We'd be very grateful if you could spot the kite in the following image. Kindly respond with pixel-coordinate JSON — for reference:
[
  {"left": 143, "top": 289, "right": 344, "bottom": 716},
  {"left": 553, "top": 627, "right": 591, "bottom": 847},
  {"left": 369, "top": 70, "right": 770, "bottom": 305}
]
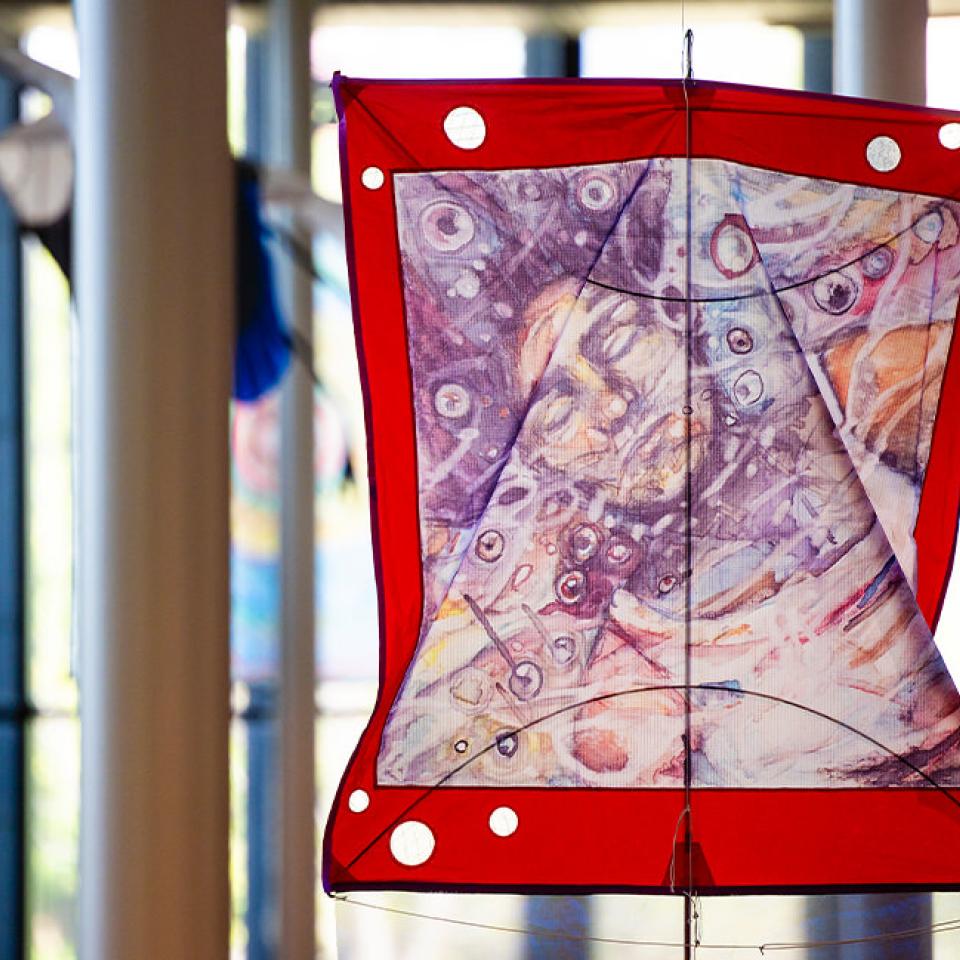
[{"left": 324, "top": 73, "right": 960, "bottom": 896}]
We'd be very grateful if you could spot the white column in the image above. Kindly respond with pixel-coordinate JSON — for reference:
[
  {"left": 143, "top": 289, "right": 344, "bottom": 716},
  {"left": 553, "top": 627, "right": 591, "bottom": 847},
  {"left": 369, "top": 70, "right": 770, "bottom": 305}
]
[
  {"left": 827, "top": 6, "right": 932, "bottom": 959},
  {"left": 834, "top": 0, "right": 927, "bottom": 105},
  {"left": 76, "top": 1, "right": 233, "bottom": 957},
  {"left": 268, "top": 0, "right": 317, "bottom": 957}
]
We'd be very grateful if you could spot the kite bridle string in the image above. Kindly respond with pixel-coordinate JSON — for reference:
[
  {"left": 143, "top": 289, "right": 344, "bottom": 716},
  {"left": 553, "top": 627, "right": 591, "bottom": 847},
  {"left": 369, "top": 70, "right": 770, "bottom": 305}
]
[
  {"left": 681, "top": 22, "right": 697, "bottom": 960},
  {"left": 329, "top": 893, "right": 960, "bottom": 953}
]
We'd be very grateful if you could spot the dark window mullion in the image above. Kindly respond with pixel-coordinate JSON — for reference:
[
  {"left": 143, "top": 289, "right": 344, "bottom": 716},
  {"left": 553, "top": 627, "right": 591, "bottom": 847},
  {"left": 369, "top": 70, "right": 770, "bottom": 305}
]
[{"left": 0, "top": 71, "right": 26, "bottom": 960}]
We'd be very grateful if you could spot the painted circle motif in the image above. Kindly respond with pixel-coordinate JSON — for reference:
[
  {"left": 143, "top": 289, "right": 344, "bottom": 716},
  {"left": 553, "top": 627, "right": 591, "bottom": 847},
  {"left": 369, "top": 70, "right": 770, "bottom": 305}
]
[
  {"left": 862, "top": 246, "right": 894, "bottom": 280},
  {"left": 508, "top": 661, "right": 544, "bottom": 701},
  {"left": 914, "top": 210, "right": 944, "bottom": 244},
  {"left": 812, "top": 270, "right": 860, "bottom": 314},
  {"left": 726, "top": 327, "right": 754, "bottom": 354},
  {"left": 475, "top": 529, "right": 505, "bottom": 562},
  {"left": 420, "top": 201, "right": 476, "bottom": 252},
  {"left": 658, "top": 574, "right": 678, "bottom": 594},
  {"left": 495, "top": 732, "right": 519, "bottom": 758},
  {"left": 570, "top": 523, "right": 601, "bottom": 562},
  {"left": 551, "top": 636, "right": 577, "bottom": 664},
  {"left": 733, "top": 370, "right": 764, "bottom": 407},
  {"left": 577, "top": 174, "right": 617, "bottom": 211},
  {"left": 606, "top": 539, "right": 633, "bottom": 565},
  {"left": 556, "top": 570, "right": 586, "bottom": 604},
  {"left": 710, "top": 214, "right": 758, "bottom": 278},
  {"left": 433, "top": 382, "right": 471, "bottom": 419}
]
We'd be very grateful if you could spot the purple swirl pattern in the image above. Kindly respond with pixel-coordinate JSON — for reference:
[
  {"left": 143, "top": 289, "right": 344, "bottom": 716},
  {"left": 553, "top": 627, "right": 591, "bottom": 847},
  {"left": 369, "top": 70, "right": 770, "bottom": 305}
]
[{"left": 377, "top": 158, "right": 960, "bottom": 789}]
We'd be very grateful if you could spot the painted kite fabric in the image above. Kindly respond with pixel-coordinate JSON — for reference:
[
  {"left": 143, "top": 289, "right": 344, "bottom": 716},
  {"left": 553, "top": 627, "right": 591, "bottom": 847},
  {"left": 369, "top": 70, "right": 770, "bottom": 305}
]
[{"left": 326, "top": 76, "right": 960, "bottom": 893}]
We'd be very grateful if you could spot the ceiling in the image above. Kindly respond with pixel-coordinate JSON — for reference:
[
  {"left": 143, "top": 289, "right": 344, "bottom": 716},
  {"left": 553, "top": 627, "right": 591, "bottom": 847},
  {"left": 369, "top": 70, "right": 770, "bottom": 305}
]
[{"left": 3, "top": 1, "right": 960, "bottom": 37}]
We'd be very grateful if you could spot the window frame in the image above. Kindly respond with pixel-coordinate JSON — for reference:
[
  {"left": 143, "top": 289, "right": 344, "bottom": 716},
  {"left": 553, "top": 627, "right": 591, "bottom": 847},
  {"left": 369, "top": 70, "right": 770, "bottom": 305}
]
[{"left": 0, "top": 70, "right": 27, "bottom": 960}]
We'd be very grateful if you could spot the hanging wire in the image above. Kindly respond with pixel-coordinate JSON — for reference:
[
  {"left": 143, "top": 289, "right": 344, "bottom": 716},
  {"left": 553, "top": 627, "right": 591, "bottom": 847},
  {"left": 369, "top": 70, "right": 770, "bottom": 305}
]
[
  {"left": 328, "top": 893, "right": 758, "bottom": 952},
  {"left": 683, "top": 27, "right": 695, "bottom": 83},
  {"left": 329, "top": 893, "right": 960, "bottom": 954}
]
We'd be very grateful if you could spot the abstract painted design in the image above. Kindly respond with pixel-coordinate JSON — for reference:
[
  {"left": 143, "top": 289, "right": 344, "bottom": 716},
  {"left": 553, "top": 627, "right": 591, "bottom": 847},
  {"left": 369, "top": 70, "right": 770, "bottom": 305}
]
[{"left": 378, "top": 158, "right": 960, "bottom": 789}]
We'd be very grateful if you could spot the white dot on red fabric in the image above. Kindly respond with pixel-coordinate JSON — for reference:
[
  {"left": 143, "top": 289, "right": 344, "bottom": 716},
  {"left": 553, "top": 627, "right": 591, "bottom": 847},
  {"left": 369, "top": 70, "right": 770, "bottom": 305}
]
[
  {"left": 488, "top": 806, "right": 519, "bottom": 837},
  {"left": 361, "top": 166, "right": 385, "bottom": 189},
  {"left": 390, "top": 821, "right": 435, "bottom": 866},
  {"left": 443, "top": 107, "right": 486, "bottom": 150}
]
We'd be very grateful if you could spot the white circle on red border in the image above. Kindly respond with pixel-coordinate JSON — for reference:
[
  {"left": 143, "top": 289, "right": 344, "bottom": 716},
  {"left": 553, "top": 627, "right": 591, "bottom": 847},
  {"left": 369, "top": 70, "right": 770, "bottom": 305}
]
[
  {"left": 390, "top": 821, "right": 435, "bottom": 866},
  {"left": 361, "top": 166, "right": 385, "bottom": 189},
  {"left": 443, "top": 107, "right": 486, "bottom": 150},
  {"left": 347, "top": 789, "right": 370, "bottom": 813},
  {"left": 866, "top": 135, "right": 901, "bottom": 172},
  {"left": 940, "top": 123, "right": 960, "bottom": 150},
  {"left": 488, "top": 806, "right": 519, "bottom": 837}
]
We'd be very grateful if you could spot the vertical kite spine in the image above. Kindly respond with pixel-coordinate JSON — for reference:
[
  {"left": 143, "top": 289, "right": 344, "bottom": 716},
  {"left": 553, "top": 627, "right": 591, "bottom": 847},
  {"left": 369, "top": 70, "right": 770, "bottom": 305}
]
[{"left": 682, "top": 35, "right": 697, "bottom": 960}]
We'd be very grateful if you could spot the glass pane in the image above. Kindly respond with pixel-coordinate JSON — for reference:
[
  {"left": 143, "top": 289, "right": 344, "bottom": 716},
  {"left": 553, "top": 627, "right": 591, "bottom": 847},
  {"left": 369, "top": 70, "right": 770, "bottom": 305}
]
[
  {"left": 592, "top": 896, "right": 682, "bottom": 956},
  {"left": 230, "top": 715, "right": 250, "bottom": 960},
  {"left": 928, "top": 17, "right": 960, "bottom": 110},
  {"left": 311, "top": 24, "right": 526, "bottom": 81},
  {"left": 232, "top": 391, "right": 282, "bottom": 684},
  {"left": 580, "top": 21, "right": 803, "bottom": 88},
  {"left": 934, "top": 892, "right": 960, "bottom": 959},
  {"left": 23, "top": 236, "right": 75, "bottom": 713},
  {"left": 697, "top": 895, "right": 806, "bottom": 957},
  {"left": 0, "top": 723, "right": 24, "bottom": 949},
  {"left": 314, "top": 265, "right": 378, "bottom": 682},
  {"left": 333, "top": 892, "right": 527, "bottom": 959},
  {"left": 27, "top": 717, "right": 79, "bottom": 960},
  {"left": 228, "top": 24, "right": 247, "bottom": 157}
]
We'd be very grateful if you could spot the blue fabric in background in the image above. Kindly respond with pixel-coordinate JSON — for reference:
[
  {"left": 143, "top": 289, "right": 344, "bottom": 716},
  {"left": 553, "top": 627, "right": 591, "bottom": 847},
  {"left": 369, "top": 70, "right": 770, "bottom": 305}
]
[
  {"left": 20, "top": 158, "right": 292, "bottom": 401},
  {"left": 234, "top": 162, "right": 291, "bottom": 401}
]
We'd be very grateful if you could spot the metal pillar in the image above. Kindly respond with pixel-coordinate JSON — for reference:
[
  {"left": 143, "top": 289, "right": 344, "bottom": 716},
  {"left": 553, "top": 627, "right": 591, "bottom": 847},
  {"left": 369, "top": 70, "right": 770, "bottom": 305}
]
[
  {"left": 816, "top": 3, "right": 932, "bottom": 957},
  {"left": 76, "top": 0, "right": 233, "bottom": 956},
  {"left": 267, "top": 1, "right": 317, "bottom": 957},
  {"left": 802, "top": 25, "right": 833, "bottom": 94},
  {"left": 807, "top": 893, "right": 933, "bottom": 960},
  {"left": 241, "top": 31, "right": 281, "bottom": 960},
  {"left": 834, "top": 0, "right": 927, "bottom": 104},
  {"left": 0, "top": 70, "right": 24, "bottom": 960},
  {"left": 524, "top": 31, "right": 580, "bottom": 78},
  {"left": 245, "top": 683, "right": 280, "bottom": 960},
  {"left": 525, "top": 898, "right": 590, "bottom": 960}
]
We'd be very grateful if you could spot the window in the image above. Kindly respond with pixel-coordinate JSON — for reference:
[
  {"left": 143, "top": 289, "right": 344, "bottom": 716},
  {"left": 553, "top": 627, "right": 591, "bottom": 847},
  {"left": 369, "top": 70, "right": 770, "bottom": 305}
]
[{"left": 5, "top": 9, "right": 960, "bottom": 960}]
